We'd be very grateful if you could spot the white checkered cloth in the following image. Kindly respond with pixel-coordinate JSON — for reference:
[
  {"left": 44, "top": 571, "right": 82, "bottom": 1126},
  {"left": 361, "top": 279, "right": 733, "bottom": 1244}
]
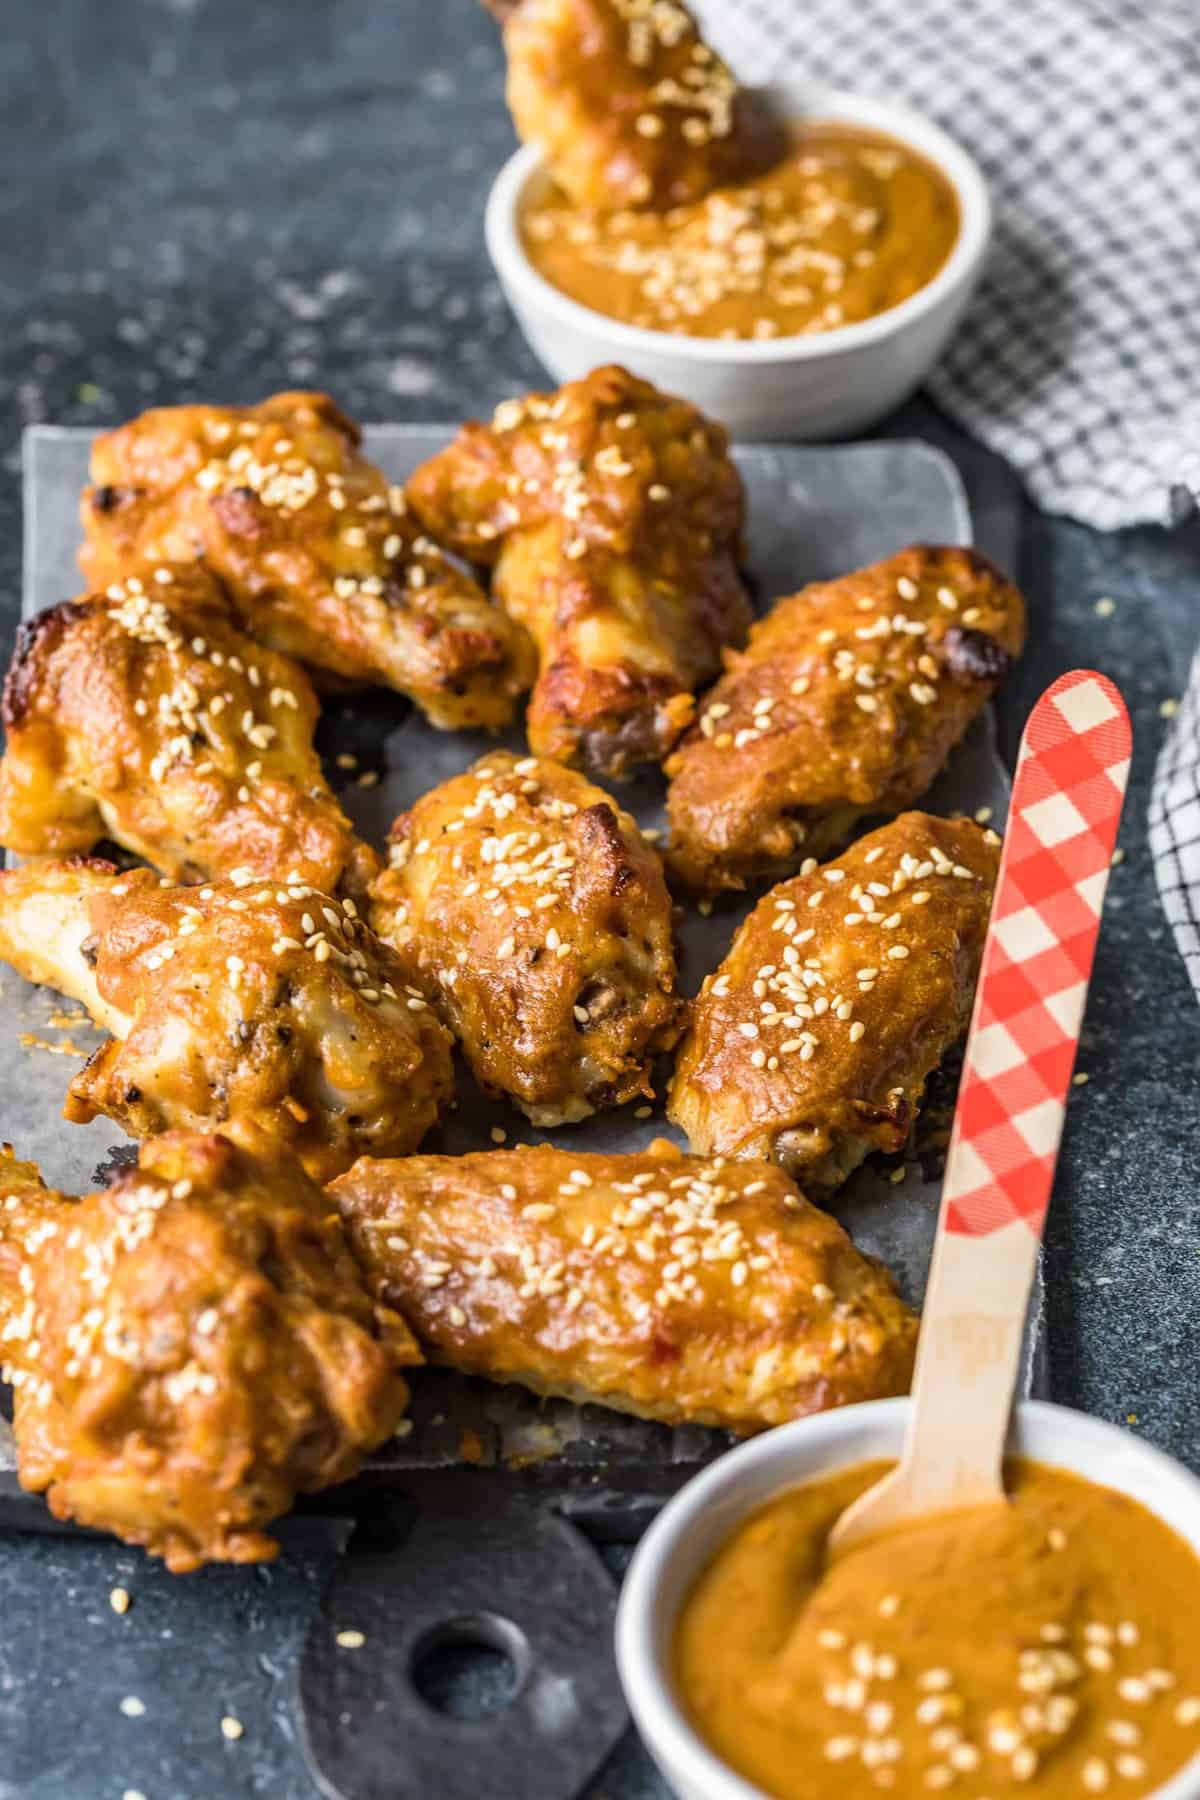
[
  {"left": 695, "top": 0, "right": 1200, "bottom": 997},
  {"left": 1150, "top": 658, "right": 1200, "bottom": 1001}
]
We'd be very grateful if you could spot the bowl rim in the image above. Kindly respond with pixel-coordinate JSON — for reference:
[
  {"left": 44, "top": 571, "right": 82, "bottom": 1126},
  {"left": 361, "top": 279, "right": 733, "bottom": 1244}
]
[
  {"left": 485, "top": 84, "right": 993, "bottom": 365},
  {"left": 615, "top": 1397, "right": 1200, "bottom": 1800}
]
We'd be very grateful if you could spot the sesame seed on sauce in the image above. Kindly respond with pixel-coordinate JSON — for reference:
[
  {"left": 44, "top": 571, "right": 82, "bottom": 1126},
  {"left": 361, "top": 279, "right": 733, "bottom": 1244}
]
[{"left": 708, "top": 837, "right": 982, "bottom": 1077}]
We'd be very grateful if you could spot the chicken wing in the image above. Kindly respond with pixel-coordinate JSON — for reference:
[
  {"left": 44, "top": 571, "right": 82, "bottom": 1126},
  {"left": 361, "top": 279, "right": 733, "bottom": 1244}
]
[
  {"left": 370, "top": 751, "right": 682, "bottom": 1124},
  {"left": 665, "top": 546, "right": 1026, "bottom": 893},
  {"left": 78, "top": 390, "right": 535, "bottom": 730},
  {"left": 494, "top": 0, "right": 774, "bottom": 211},
  {"left": 332, "top": 1141, "right": 916, "bottom": 1433},
  {"left": 668, "top": 813, "right": 999, "bottom": 1190},
  {"left": 0, "top": 860, "right": 454, "bottom": 1182},
  {"left": 406, "top": 366, "right": 751, "bottom": 776},
  {"left": 0, "top": 564, "right": 376, "bottom": 895},
  {"left": 0, "top": 1133, "right": 418, "bottom": 1572}
]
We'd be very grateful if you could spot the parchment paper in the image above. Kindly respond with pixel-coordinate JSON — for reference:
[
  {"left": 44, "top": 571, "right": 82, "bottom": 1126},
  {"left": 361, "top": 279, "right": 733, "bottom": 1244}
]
[{"left": 0, "top": 427, "right": 1035, "bottom": 1481}]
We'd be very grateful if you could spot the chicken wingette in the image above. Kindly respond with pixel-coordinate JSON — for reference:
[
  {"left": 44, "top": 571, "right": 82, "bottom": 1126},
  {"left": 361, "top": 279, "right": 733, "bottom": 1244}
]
[
  {"left": 370, "top": 751, "right": 682, "bottom": 1123},
  {"left": 665, "top": 546, "right": 1025, "bottom": 893},
  {"left": 0, "top": 1134, "right": 418, "bottom": 1572},
  {"left": 0, "top": 859, "right": 454, "bottom": 1182},
  {"left": 332, "top": 1141, "right": 917, "bottom": 1434},
  {"left": 668, "top": 813, "right": 1000, "bottom": 1190},
  {"left": 0, "top": 563, "right": 376, "bottom": 894}
]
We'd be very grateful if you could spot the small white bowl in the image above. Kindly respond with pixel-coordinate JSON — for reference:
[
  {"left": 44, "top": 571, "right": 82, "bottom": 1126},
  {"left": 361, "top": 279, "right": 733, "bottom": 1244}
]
[
  {"left": 616, "top": 1398, "right": 1200, "bottom": 1800},
  {"left": 485, "top": 84, "right": 992, "bottom": 440}
]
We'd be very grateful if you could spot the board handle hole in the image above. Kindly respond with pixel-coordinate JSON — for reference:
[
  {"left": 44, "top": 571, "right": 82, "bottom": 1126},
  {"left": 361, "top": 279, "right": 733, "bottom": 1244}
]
[{"left": 410, "top": 1612, "right": 530, "bottom": 1720}]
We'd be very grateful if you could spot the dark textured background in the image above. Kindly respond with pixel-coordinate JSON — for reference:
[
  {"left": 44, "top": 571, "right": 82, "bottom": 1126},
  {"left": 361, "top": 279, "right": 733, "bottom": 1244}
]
[{"left": 0, "top": 2, "right": 1198, "bottom": 1795}]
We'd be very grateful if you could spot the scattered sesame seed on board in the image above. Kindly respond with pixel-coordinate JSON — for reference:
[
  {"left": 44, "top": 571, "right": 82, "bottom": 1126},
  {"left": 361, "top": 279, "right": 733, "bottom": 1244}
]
[
  {"left": 336, "top": 1629, "right": 366, "bottom": 1650},
  {"left": 220, "top": 1716, "right": 244, "bottom": 1742}
]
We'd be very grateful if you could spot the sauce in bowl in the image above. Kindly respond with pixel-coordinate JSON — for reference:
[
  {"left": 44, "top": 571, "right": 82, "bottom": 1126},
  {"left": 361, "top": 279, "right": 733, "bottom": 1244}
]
[
  {"left": 519, "top": 124, "right": 960, "bottom": 342},
  {"left": 675, "top": 1458, "right": 1200, "bottom": 1798}
]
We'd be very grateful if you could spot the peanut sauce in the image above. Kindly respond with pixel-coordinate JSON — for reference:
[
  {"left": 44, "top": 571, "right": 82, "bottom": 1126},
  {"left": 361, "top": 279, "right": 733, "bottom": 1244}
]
[
  {"left": 519, "top": 124, "right": 959, "bottom": 341},
  {"left": 675, "top": 1459, "right": 1200, "bottom": 1798}
]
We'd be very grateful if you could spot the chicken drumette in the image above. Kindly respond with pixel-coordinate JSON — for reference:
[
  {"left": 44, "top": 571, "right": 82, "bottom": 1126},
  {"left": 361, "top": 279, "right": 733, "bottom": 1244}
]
[
  {"left": 0, "top": 564, "right": 375, "bottom": 895},
  {"left": 665, "top": 545, "right": 1026, "bottom": 893},
  {"left": 79, "top": 390, "right": 535, "bottom": 730},
  {"left": 406, "top": 365, "right": 752, "bottom": 777},
  {"left": 0, "top": 1133, "right": 418, "bottom": 1572},
  {"left": 370, "top": 751, "right": 682, "bottom": 1124},
  {"left": 0, "top": 860, "right": 454, "bottom": 1182},
  {"left": 333, "top": 1141, "right": 916, "bottom": 1434},
  {"left": 668, "top": 813, "right": 1000, "bottom": 1191},
  {"left": 492, "top": 0, "right": 775, "bottom": 211}
]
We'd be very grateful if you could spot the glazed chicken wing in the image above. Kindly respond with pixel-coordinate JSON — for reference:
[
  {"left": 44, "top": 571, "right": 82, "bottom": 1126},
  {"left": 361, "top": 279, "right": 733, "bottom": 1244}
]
[
  {"left": 0, "top": 860, "right": 454, "bottom": 1182},
  {"left": 0, "top": 1134, "right": 418, "bottom": 1572},
  {"left": 669, "top": 814, "right": 999, "bottom": 1190},
  {"left": 0, "top": 564, "right": 375, "bottom": 895},
  {"left": 665, "top": 546, "right": 1026, "bottom": 893},
  {"left": 332, "top": 1141, "right": 916, "bottom": 1433},
  {"left": 370, "top": 751, "right": 682, "bottom": 1124},
  {"left": 79, "top": 391, "right": 535, "bottom": 730},
  {"left": 494, "top": 0, "right": 774, "bottom": 211},
  {"left": 406, "top": 366, "right": 751, "bottom": 776}
]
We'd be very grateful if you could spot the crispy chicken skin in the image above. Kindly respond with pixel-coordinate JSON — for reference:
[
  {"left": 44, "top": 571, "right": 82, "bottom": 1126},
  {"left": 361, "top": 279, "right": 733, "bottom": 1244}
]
[
  {"left": 494, "top": 0, "right": 773, "bottom": 211},
  {"left": 0, "top": 564, "right": 376, "bottom": 895},
  {"left": 406, "top": 366, "right": 751, "bottom": 777},
  {"left": 78, "top": 390, "right": 535, "bottom": 730},
  {"left": 665, "top": 546, "right": 1026, "bottom": 894},
  {"left": 332, "top": 1141, "right": 916, "bottom": 1433},
  {"left": 0, "top": 860, "right": 454, "bottom": 1182},
  {"left": 668, "top": 814, "right": 1000, "bottom": 1190},
  {"left": 0, "top": 1134, "right": 418, "bottom": 1572},
  {"left": 370, "top": 752, "right": 682, "bottom": 1124}
]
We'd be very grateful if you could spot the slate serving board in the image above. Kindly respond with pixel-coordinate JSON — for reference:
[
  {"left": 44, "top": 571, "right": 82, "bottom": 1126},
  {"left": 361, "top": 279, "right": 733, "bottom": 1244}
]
[{"left": 2, "top": 426, "right": 1038, "bottom": 1800}]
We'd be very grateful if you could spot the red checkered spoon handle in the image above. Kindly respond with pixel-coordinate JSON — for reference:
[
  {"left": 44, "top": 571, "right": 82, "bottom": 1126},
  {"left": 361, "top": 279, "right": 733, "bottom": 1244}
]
[
  {"left": 833, "top": 671, "right": 1131, "bottom": 1545},
  {"left": 943, "top": 668, "right": 1132, "bottom": 1238}
]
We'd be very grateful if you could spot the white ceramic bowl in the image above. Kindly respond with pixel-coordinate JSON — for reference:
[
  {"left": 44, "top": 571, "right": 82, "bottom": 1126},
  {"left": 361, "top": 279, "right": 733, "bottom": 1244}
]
[
  {"left": 485, "top": 84, "right": 992, "bottom": 440},
  {"left": 616, "top": 1398, "right": 1200, "bottom": 1800}
]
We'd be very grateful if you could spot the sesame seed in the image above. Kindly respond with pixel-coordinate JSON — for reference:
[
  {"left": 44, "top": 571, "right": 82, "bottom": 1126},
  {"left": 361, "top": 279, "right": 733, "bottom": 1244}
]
[
  {"left": 110, "top": 1586, "right": 132, "bottom": 1615},
  {"left": 221, "top": 1717, "right": 244, "bottom": 1742},
  {"left": 336, "top": 1630, "right": 366, "bottom": 1649},
  {"left": 120, "top": 1696, "right": 146, "bottom": 1718}
]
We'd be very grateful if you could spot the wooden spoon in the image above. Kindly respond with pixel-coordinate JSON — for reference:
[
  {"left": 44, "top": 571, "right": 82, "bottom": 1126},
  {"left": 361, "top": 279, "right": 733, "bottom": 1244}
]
[{"left": 832, "top": 669, "right": 1131, "bottom": 1551}]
